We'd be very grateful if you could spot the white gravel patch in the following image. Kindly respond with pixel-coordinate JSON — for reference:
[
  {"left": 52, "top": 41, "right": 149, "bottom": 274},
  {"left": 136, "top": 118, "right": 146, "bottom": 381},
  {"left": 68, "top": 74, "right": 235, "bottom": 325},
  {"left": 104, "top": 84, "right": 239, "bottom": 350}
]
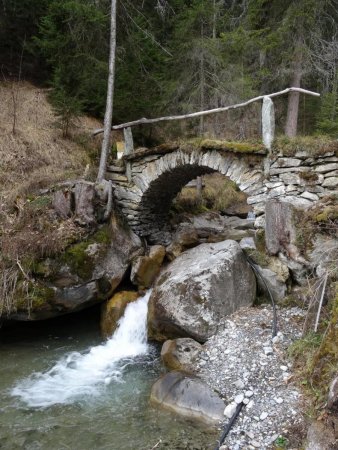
[{"left": 195, "top": 305, "right": 306, "bottom": 449}]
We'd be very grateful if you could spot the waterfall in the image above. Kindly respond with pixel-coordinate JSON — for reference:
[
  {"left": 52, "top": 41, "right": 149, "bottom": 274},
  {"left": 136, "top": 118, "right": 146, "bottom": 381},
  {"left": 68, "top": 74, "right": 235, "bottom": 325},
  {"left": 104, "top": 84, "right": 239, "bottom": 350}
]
[{"left": 11, "top": 291, "right": 151, "bottom": 408}]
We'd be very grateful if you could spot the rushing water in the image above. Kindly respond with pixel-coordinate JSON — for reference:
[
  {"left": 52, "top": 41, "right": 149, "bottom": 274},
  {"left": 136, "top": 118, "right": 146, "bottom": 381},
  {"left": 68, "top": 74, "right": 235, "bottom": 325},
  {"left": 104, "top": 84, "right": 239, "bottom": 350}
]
[{"left": 0, "top": 292, "right": 217, "bottom": 449}]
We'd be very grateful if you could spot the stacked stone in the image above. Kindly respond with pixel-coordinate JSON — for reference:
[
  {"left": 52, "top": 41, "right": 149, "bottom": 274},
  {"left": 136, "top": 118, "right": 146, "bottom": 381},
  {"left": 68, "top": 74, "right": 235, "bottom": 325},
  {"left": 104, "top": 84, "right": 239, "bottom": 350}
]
[
  {"left": 106, "top": 147, "right": 337, "bottom": 243},
  {"left": 248, "top": 151, "right": 338, "bottom": 214}
]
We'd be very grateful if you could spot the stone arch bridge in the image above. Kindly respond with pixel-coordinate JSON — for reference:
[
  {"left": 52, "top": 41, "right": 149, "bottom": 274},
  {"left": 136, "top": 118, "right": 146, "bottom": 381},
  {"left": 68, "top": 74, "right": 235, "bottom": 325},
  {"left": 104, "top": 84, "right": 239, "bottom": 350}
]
[
  {"left": 106, "top": 140, "right": 337, "bottom": 244},
  {"left": 107, "top": 142, "right": 269, "bottom": 244}
]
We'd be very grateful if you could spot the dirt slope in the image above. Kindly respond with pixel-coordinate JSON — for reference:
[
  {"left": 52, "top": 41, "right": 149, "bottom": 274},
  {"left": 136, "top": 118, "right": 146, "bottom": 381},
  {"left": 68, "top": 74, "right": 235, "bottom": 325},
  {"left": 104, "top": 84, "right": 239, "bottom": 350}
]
[{"left": 0, "top": 82, "right": 102, "bottom": 207}]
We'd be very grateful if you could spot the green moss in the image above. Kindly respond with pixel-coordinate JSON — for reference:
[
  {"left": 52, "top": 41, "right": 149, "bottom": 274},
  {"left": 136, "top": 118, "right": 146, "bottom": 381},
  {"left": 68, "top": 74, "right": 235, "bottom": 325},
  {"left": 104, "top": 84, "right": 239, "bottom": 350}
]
[
  {"left": 61, "top": 225, "right": 111, "bottom": 280},
  {"left": 15, "top": 281, "right": 55, "bottom": 311},
  {"left": 272, "top": 135, "right": 338, "bottom": 157},
  {"left": 245, "top": 248, "right": 270, "bottom": 267},
  {"left": 255, "top": 229, "right": 266, "bottom": 253},
  {"left": 27, "top": 195, "right": 51, "bottom": 210},
  {"left": 314, "top": 205, "right": 338, "bottom": 223},
  {"left": 200, "top": 139, "right": 267, "bottom": 154}
]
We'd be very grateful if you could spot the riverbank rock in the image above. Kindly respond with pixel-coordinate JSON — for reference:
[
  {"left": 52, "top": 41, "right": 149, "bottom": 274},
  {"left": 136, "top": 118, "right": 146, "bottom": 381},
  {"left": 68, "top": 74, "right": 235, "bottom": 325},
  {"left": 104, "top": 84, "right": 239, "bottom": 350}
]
[
  {"left": 305, "top": 421, "right": 337, "bottom": 450},
  {"left": 6, "top": 213, "right": 144, "bottom": 321},
  {"left": 167, "top": 212, "right": 255, "bottom": 260},
  {"left": 328, "top": 375, "right": 338, "bottom": 412},
  {"left": 161, "top": 338, "right": 203, "bottom": 372},
  {"left": 100, "top": 291, "right": 139, "bottom": 338},
  {"left": 93, "top": 213, "right": 144, "bottom": 293},
  {"left": 131, "top": 245, "right": 165, "bottom": 288},
  {"left": 148, "top": 240, "right": 256, "bottom": 342},
  {"left": 150, "top": 371, "right": 225, "bottom": 426}
]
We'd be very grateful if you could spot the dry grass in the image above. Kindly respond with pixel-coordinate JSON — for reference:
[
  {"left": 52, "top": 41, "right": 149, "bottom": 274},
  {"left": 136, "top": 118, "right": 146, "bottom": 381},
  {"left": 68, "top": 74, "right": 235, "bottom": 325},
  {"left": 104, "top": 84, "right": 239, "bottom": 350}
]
[
  {"left": 0, "top": 81, "right": 103, "bottom": 316},
  {"left": 272, "top": 135, "right": 338, "bottom": 157},
  {"left": 171, "top": 173, "right": 248, "bottom": 215},
  {"left": 0, "top": 81, "right": 102, "bottom": 208}
]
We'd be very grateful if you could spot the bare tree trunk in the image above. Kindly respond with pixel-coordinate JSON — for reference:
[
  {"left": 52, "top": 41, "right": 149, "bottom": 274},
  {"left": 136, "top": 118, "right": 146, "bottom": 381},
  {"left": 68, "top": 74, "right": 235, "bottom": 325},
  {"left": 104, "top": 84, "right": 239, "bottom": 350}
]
[
  {"left": 199, "top": 13, "right": 205, "bottom": 135},
  {"left": 97, "top": 0, "right": 117, "bottom": 182},
  {"left": 285, "top": 45, "right": 303, "bottom": 138}
]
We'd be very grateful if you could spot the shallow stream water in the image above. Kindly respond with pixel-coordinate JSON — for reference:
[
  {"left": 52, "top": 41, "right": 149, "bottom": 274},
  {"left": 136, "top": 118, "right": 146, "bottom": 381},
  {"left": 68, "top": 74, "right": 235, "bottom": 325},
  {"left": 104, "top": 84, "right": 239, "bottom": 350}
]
[{"left": 0, "top": 293, "right": 217, "bottom": 450}]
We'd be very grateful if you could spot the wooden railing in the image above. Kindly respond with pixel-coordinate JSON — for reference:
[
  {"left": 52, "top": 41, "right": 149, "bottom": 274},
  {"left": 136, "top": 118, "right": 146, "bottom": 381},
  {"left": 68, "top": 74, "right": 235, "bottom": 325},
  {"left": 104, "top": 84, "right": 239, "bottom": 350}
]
[{"left": 93, "top": 87, "right": 320, "bottom": 165}]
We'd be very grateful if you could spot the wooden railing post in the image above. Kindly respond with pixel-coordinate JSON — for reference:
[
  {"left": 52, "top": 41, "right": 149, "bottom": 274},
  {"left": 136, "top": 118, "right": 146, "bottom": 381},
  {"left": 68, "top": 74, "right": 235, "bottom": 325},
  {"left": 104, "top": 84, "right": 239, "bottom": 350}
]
[
  {"left": 123, "top": 127, "right": 134, "bottom": 182},
  {"left": 262, "top": 96, "right": 275, "bottom": 151}
]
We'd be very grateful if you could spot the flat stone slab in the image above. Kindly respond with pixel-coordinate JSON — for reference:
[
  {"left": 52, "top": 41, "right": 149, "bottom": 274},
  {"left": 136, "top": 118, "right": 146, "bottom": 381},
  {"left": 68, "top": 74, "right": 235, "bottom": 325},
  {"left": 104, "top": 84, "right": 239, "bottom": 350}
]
[{"left": 150, "top": 371, "right": 225, "bottom": 426}]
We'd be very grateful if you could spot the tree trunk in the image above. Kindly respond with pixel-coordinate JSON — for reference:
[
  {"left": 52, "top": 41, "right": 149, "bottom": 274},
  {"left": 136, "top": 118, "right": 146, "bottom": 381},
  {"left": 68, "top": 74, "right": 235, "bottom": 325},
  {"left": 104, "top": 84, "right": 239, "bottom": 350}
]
[
  {"left": 97, "top": 0, "right": 117, "bottom": 182},
  {"left": 199, "top": 19, "right": 205, "bottom": 135},
  {"left": 285, "top": 46, "right": 303, "bottom": 138}
]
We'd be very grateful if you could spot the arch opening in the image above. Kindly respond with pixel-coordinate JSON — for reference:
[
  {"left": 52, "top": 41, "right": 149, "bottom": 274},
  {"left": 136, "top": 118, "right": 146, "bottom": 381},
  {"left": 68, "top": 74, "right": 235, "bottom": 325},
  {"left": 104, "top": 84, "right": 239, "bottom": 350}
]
[{"left": 137, "top": 165, "right": 252, "bottom": 244}]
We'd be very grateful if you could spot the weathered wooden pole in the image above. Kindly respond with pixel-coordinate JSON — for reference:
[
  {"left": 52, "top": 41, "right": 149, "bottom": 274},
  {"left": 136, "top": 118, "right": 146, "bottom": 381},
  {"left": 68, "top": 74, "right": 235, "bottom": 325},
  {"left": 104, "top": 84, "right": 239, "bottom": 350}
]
[{"left": 123, "top": 127, "right": 134, "bottom": 182}]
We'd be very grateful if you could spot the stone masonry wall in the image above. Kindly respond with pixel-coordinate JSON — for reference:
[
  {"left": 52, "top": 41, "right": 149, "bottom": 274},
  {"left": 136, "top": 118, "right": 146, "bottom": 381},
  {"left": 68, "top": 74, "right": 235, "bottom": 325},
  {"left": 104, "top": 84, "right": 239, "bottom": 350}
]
[{"left": 106, "top": 147, "right": 338, "bottom": 243}]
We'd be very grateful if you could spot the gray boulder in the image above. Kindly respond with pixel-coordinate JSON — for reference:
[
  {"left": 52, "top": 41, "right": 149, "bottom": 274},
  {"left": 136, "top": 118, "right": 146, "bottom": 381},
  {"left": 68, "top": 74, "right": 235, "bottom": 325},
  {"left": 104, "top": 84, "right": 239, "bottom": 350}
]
[
  {"left": 150, "top": 371, "right": 225, "bottom": 426},
  {"left": 161, "top": 338, "right": 203, "bottom": 372},
  {"left": 148, "top": 240, "right": 256, "bottom": 342}
]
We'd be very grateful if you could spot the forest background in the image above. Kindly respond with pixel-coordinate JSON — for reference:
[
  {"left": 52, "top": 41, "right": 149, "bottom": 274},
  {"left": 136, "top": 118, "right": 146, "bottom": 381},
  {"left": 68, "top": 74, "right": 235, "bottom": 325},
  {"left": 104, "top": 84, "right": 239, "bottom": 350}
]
[{"left": 1, "top": 0, "right": 338, "bottom": 143}]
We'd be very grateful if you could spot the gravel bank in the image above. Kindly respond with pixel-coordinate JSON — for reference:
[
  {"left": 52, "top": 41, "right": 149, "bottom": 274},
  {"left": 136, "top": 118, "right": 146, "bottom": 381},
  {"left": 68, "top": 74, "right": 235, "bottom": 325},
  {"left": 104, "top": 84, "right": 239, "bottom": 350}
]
[{"left": 196, "top": 305, "right": 307, "bottom": 450}]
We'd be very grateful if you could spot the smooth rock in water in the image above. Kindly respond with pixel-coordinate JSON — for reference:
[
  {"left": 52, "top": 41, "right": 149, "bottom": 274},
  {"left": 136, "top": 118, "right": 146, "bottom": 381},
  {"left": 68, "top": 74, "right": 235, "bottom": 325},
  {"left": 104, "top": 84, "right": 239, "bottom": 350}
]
[
  {"left": 147, "top": 240, "right": 256, "bottom": 342},
  {"left": 161, "top": 338, "right": 203, "bottom": 372},
  {"left": 100, "top": 291, "right": 139, "bottom": 338},
  {"left": 150, "top": 371, "right": 225, "bottom": 426},
  {"left": 130, "top": 245, "right": 165, "bottom": 288},
  {"left": 327, "top": 374, "right": 338, "bottom": 412}
]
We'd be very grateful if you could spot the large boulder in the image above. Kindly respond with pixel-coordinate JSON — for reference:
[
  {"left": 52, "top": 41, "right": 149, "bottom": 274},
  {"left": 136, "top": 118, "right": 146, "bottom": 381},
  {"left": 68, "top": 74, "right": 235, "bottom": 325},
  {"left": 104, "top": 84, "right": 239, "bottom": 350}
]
[
  {"left": 148, "top": 240, "right": 256, "bottom": 342},
  {"left": 101, "top": 291, "right": 139, "bottom": 338},
  {"left": 150, "top": 371, "right": 225, "bottom": 426},
  {"left": 161, "top": 338, "right": 203, "bottom": 372}
]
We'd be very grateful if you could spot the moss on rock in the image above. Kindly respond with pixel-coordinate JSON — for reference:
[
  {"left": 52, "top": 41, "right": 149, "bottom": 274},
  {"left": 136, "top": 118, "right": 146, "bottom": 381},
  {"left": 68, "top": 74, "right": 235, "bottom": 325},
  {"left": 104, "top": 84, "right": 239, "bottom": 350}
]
[{"left": 60, "top": 225, "right": 111, "bottom": 280}]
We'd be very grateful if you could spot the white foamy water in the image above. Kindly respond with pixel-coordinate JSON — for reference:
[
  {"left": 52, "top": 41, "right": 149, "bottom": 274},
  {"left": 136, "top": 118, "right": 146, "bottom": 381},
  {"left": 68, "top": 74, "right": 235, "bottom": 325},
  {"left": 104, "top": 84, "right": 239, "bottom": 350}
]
[{"left": 11, "top": 291, "right": 151, "bottom": 408}]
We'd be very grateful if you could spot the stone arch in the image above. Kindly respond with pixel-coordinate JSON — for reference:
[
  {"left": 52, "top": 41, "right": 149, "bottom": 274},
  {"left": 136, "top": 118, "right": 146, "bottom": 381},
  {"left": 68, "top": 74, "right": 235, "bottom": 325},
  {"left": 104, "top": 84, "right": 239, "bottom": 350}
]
[{"left": 114, "top": 148, "right": 265, "bottom": 244}]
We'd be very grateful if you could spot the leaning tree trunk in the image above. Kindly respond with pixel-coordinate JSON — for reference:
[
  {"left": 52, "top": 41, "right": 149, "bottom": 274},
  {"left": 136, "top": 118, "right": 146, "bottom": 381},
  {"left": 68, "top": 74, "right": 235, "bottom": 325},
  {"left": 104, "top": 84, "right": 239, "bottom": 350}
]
[
  {"left": 285, "top": 45, "right": 303, "bottom": 138},
  {"left": 97, "top": 0, "right": 117, "bottom": 182}
]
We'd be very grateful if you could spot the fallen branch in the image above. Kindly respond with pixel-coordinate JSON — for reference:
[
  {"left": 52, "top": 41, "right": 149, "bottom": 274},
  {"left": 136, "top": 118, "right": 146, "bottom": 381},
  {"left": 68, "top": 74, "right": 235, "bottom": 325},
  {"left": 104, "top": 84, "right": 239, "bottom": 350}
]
[{"left": 92, "top": 87, "right": 320, "bottom": 136}]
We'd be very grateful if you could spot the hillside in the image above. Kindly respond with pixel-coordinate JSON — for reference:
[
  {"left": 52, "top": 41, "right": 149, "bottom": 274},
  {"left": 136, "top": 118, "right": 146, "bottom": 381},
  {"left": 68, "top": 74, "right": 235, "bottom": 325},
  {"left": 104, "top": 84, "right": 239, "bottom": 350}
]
[{"left": 0, "top": 82, "right": 101, "bottom": 208}]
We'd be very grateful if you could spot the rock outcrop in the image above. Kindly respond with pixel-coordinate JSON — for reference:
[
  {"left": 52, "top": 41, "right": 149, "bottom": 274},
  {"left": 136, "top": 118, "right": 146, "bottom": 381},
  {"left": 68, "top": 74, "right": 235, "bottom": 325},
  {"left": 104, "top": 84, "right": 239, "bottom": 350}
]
[
  {"left": 148, "top": 240, "right": 256, "bottom": 342},
  {"left": 150, "top": 371, "right": 225, "bottom": 426},
  {"left": 8, "top": 213, "right": 144, "bottom": 321}
]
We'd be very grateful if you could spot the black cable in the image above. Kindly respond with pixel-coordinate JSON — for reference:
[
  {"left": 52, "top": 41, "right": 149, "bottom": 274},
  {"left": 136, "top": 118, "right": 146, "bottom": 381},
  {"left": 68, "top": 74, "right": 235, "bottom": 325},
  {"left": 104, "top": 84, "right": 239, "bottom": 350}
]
[
  {"left": 244, "top": 252, "right": 278, "bottom": 338},
  {"left": 214, "top": 402, "right": 244, "bottom": 450}
]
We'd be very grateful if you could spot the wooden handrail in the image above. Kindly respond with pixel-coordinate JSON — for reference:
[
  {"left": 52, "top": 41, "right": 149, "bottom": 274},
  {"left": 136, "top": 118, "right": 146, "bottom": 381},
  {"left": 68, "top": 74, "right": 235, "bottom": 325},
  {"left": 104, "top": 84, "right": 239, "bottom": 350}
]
[{"left": 92, "top": 87, "right": 320, "bottom": 136}]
